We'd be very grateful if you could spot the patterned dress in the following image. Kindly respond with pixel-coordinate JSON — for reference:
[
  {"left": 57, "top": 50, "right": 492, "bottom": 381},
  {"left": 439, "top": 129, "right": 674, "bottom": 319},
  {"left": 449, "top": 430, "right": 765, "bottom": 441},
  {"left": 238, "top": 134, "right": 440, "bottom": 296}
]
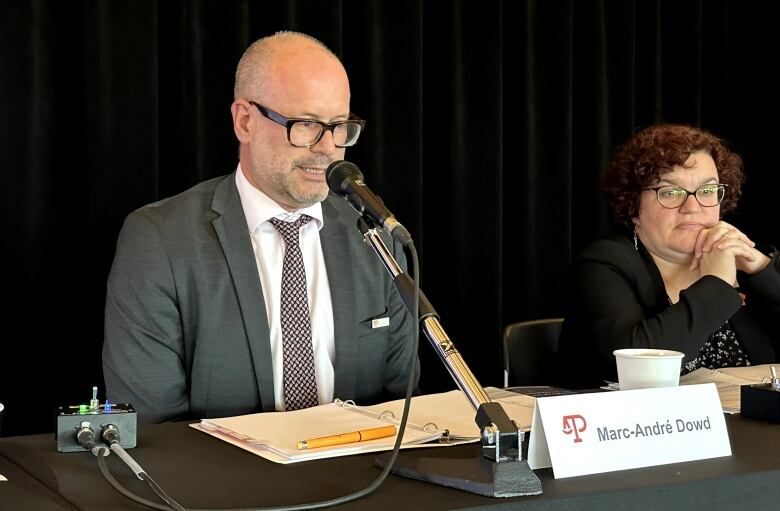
[{"left": 682, "top": 321, "right": 751, "bottom": 374}]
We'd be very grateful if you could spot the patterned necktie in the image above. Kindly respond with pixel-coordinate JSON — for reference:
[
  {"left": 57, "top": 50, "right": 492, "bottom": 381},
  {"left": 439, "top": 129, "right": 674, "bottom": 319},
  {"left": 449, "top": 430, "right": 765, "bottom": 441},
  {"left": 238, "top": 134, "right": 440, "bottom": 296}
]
[{"left": 269, "top": 215, "right": 319, "bottom": 410}]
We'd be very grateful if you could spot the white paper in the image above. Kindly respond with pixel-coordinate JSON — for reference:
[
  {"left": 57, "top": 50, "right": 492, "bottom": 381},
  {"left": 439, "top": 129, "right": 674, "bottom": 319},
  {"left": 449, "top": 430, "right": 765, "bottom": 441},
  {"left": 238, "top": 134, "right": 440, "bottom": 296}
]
[{"left": 192, "top": 389, "right": 537, "bottom": 464}]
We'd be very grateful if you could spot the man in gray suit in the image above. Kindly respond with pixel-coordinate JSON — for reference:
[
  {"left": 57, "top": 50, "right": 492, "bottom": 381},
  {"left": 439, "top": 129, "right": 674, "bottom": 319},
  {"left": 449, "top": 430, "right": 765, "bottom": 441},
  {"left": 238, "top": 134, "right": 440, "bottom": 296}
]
[{"left": 103, "top": 32, "right": 419, "bottom": 423}]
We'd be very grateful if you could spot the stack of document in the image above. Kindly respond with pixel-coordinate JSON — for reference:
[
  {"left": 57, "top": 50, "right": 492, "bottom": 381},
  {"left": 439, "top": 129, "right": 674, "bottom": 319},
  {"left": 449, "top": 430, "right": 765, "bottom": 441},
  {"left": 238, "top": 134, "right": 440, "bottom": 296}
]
[{"left": 191, "top": 389, "right": 536, "bottom": 463}]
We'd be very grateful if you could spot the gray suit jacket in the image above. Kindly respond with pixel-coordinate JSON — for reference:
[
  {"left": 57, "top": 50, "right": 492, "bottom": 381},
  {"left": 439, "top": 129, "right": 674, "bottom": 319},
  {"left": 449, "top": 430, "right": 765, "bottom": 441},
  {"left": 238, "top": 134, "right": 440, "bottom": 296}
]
[{"left": 102, "top": 173, "right": 419, "bottom": 423}]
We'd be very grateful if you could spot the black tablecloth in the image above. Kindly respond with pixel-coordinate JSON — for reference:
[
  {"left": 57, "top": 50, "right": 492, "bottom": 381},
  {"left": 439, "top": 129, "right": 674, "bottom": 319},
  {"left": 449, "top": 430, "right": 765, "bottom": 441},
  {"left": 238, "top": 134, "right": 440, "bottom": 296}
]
[{"left": 1, "top": 414, "right": 779, "bottom": 510}]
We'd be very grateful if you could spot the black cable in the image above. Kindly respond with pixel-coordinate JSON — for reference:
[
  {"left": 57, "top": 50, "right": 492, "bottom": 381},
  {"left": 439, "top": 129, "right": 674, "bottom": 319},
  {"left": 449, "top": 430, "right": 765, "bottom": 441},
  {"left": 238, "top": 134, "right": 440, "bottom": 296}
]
[
  {"left": 99, "top": 426, "right": 187, "bottom": 511},
  {"left": 110, "top": 443, "right": 187, "bottom": 511},
  {"left": 141, "top": 471, "right": 187, "bottom": 511},
  {"left": 94, "top": 447, "right": 172, "bottom": 511}
]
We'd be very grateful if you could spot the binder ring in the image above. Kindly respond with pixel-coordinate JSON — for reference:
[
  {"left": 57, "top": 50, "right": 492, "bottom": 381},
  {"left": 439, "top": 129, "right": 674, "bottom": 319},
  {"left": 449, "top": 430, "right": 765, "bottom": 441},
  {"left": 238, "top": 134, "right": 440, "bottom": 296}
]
[{"left": 334, "top": 399, "right": 357, "bottom": 409}]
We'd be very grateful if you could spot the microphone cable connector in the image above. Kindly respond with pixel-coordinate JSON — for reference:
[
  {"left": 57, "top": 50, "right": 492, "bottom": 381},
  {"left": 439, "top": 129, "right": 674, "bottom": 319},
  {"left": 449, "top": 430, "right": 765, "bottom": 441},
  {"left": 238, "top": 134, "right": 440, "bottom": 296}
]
[
  {"left": 101, "top": 423, "right": 121, "bottom": 446},
  {"left": 75, "top": 422, "right": 97, "bottom": 451}
]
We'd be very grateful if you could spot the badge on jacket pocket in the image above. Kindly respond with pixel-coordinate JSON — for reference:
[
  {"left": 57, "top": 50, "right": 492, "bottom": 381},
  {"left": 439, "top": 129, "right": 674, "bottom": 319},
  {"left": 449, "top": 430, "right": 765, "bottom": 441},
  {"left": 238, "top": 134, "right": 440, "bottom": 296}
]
[{"left": 371, "top": 317, "right": 390, "bottom": 329}]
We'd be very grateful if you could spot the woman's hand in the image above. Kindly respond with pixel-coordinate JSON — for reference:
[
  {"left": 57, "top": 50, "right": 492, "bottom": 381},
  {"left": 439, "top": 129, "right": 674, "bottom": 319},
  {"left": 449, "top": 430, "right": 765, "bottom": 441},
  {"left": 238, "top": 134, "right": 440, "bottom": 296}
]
[{"left": 692, "top": 221, "right": 770, "bottom": 275}]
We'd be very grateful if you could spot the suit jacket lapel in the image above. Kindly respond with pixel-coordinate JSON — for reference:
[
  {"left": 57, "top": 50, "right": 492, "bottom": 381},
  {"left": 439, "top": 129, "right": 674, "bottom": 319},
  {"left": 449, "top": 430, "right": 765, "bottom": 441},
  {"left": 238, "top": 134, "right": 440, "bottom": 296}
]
[
  {"left": 320, "top": 198, "right": 359, "bottom": 400},
  {"left": 211, "top": 174, "right": 276, "bottom": 411}
]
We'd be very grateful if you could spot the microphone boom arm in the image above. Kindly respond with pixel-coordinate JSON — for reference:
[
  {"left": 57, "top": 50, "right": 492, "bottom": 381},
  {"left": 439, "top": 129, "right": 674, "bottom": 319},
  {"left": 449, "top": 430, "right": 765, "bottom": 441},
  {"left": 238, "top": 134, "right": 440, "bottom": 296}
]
[{"left": 356, "top": 220, "right": 530, "bottom": 464}]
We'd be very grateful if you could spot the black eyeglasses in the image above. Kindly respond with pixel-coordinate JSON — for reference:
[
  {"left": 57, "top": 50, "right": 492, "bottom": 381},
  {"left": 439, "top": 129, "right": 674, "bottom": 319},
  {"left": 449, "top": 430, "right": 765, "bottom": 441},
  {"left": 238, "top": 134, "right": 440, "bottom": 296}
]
[
  {"left": 643, "top": 183, "right": 728, "bottom": 209},
  {"left": 249, "top": 101, "right": 366, "bottom": 148}
]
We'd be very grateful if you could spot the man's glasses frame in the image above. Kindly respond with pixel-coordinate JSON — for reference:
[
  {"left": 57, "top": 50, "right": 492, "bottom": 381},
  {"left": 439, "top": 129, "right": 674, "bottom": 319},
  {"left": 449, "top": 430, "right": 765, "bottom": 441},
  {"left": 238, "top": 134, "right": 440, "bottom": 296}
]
[
  {"left": 249, "top": 101, "right": 366, "bottom": 148},
  {"left": 643, "top": 183, "right": 729, "bottom": 209}
]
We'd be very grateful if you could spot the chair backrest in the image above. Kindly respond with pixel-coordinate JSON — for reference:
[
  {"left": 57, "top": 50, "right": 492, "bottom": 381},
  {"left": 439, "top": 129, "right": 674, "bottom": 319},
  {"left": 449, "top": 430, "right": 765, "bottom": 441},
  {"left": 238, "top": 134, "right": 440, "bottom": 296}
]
[{"left": 503, "top": 318, "right": 564, "bottom": 387}]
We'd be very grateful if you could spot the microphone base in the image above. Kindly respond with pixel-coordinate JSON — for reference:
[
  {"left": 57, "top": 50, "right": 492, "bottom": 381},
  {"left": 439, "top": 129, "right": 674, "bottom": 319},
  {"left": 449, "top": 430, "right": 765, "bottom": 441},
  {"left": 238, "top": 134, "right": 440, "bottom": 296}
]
[
  {"left": 374, "top": 450, "right": 542, "bottom": 498},
  {"left": 741, "top": 383, "right": 780, "bottom": 423}
]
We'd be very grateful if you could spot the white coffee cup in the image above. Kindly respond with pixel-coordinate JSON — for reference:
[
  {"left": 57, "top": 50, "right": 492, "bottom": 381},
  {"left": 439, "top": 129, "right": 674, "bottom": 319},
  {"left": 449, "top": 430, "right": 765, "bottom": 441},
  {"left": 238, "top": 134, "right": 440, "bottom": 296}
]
[{"left": 613, "top": 348, "right": 685, "bottom": 390}]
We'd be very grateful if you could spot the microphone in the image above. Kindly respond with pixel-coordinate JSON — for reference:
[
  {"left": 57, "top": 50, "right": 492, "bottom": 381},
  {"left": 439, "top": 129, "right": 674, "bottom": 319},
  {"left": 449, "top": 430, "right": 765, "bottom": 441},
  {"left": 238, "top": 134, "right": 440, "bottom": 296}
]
[{"left": 326, "top": 160, "right": 413, "bottom": 246}]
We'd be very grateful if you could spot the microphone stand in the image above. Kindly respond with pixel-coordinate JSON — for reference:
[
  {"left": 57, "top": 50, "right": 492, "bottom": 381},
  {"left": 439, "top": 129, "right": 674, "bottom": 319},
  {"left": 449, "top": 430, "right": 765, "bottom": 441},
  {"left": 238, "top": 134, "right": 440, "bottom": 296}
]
[{"left": 357, "top": 219, "right": 542, "bottom": 498}]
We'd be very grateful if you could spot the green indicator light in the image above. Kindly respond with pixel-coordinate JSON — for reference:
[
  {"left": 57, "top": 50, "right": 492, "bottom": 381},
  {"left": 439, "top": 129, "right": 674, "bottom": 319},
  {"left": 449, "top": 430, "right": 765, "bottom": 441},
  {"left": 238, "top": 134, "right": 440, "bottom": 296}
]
[{"left": 79, "top": 404, "right": 88, "bottom": 413}]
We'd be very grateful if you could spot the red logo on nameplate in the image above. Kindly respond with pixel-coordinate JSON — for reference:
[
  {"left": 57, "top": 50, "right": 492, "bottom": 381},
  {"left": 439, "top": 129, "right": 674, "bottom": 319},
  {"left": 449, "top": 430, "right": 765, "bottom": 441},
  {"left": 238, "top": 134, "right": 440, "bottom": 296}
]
[{"left": 562, "top": 414, "right": 587, "bottom": 443}]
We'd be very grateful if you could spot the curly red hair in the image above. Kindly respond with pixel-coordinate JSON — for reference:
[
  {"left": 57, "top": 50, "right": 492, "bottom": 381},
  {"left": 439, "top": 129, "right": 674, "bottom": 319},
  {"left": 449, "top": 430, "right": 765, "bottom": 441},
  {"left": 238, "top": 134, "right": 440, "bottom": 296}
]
[{"left": 603, "top": 124, "right": 744, "bottom": 227}]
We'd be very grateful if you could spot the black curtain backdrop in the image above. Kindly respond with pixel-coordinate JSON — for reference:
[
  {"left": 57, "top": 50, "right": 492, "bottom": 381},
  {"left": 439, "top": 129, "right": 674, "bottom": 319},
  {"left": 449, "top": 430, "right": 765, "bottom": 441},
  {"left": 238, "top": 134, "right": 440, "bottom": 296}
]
[{"left": 1, "top": 0, "right": 777, "bottom": 436}]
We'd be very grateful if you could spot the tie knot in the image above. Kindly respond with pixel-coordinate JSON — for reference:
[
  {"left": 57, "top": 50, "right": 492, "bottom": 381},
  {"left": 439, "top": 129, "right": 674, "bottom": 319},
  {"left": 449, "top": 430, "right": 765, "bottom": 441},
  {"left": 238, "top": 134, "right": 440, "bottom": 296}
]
[{"left": 269, "top": 215, "right": 312, "bottom": 243}]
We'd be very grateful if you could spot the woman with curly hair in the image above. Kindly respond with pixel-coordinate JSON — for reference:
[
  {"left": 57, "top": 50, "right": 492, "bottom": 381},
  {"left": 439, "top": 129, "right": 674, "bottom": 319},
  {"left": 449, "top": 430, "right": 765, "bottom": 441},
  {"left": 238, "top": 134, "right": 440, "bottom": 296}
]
[{"left": 556, "top": 124, "right": 780, "bottom": 388}]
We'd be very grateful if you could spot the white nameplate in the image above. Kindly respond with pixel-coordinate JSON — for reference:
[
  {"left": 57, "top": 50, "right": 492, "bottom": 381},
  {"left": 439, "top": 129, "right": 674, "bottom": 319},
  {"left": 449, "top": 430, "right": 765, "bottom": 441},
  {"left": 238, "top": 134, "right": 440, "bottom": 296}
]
[{"left": 528, "top": 383, "right": 730, "bottom": 478}]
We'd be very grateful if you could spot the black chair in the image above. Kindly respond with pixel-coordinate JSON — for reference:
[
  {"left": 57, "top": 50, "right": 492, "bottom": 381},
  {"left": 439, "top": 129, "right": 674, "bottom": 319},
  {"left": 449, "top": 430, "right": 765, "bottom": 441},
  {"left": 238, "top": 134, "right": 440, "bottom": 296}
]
[{"left": 502, "top": 318, "right": 564, "bottom": 387}]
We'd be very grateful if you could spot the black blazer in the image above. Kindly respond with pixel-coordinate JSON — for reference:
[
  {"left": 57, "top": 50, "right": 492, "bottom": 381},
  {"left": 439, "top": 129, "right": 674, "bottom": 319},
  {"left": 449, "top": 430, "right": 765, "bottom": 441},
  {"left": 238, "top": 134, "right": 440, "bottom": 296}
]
[{"left": 556, "top": 234, "right": 780, "bottom": 388}]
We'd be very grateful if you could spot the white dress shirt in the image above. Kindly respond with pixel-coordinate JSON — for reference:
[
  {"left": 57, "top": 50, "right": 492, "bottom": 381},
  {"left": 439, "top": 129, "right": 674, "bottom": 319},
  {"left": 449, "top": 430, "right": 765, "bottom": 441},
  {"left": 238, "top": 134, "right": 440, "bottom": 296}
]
[{"left": 235, "top": 165, "right": 335, "bottom": 411}]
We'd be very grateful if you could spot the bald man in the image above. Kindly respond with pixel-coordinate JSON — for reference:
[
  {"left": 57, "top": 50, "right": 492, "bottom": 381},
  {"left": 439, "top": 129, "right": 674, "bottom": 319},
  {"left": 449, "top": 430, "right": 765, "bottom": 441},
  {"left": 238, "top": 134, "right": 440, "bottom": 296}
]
[{"left": 103, "top": 32, "right": 419, "bottom": 423}]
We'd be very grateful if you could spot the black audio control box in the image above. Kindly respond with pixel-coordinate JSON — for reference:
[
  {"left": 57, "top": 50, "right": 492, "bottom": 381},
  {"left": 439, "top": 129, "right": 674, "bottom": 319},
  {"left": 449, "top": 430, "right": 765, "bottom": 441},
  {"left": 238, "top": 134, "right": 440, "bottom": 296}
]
[{"left": 56, "top": 403, "right": 137, "bottom": 452}]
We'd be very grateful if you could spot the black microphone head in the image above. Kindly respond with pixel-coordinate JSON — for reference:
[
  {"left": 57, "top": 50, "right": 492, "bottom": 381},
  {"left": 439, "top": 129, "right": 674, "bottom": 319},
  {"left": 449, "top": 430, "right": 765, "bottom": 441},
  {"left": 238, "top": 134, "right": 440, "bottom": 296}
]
[{"left": 326, "top": 160, "right": 364, "bottom": 194}]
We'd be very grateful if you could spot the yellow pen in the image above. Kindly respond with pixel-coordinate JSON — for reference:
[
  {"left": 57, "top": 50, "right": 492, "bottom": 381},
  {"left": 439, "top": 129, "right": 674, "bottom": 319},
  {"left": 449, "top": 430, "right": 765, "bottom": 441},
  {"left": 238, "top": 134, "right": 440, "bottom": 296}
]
[{"left": 296, "top": 425, "right": 397, "bottom": 450}]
